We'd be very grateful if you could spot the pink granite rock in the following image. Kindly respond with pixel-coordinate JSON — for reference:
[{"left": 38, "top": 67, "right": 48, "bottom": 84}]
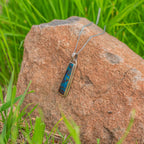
[{"left": 17, "top": 17, "right": 144, "bottom": 144}]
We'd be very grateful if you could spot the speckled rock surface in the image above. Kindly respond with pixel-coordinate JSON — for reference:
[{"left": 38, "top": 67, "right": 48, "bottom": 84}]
[{"left": 17, "top": 16, "right": 144, "bottom": 144}]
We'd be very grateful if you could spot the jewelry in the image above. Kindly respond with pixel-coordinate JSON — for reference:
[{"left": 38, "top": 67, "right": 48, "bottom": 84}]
[{"left": 59, "top": 9, "right": 106, "bottom": 97}]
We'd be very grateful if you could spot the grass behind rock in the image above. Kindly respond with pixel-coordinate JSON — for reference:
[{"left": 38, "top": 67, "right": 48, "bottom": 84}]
[{"left": 0, "top": 0, "right": 144, "bottom": 86}]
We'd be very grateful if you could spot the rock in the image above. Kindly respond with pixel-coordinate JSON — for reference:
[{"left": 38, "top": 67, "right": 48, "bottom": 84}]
[{"left": 16, "top": 16, "right": 144, "bottom": 144}]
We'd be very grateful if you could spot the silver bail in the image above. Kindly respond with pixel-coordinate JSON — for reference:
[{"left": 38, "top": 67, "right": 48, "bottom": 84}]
[{"left": 71, "top": 52, "right": 78, "bottom": 64}]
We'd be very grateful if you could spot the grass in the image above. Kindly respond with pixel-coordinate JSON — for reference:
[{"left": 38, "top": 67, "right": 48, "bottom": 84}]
[{"left": 0, "top": 0, "right": 143, "bottom": 143}]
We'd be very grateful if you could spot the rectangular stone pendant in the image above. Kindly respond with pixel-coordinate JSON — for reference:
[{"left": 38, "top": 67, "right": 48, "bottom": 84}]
[{"left": 59, "top": 61, "right": 77, "bottom": 96}]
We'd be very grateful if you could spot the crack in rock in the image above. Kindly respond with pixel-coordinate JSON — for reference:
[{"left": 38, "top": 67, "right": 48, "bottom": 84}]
[{"left": 104, "top": 127, "right": 116, "bottom": 144}]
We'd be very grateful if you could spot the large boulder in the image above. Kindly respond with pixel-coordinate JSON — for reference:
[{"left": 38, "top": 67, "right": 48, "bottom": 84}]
[{"left": 17, "top": 17, "right": 144, "bottom": 144}]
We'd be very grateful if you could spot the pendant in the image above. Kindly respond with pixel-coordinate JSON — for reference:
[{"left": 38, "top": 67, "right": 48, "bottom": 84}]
[{"left": 59, "top": 53, "right": 78, "bottom": 96}]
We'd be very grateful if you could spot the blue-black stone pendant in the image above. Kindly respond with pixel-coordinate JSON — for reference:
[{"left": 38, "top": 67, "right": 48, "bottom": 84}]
[{"left": 59, "top": 54, "right": 77, "bottom": 96}]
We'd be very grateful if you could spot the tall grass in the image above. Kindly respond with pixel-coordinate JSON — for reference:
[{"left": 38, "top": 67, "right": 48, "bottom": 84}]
[{"left": 0, "top": 0, "right": 144, "bottom": 86}]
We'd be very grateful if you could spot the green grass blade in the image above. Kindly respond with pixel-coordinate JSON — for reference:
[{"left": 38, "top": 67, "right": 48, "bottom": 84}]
[
  {"left": 6, "top": 71, "right": 14, "bottom": 102},
  {"left": 0, "top": 112, "right": 5, "bottom": 122},
  {"left": 27, "top": 0, "right": 47, "bottom": 22},
  {"left": 17, "top": 80, "right": 32, "bottom": 107},
  {"left": 115, "top": 22, "right": 144, "bottom": 26},
  {"left": 0, "top": 95, "right": 22, "bottom": 112},
  {"left": 117, "top": 109, "right": 135, "bottom": 144},
  {"left": 21, "top": 130, "right": 33, "bottom": 144},
  {"left": 0, "top": 86, "right": 4, "bottom": 103},
  {"left": 73, "top": 0, "right": 85, "bottom": 15},
  {"left": 32, "top": 117, "right": 45, "bottom": 144},
  {"left": 11, "top": 85, "right": 17, "bottom": 105},
  {"left": 59, "top": 0, "right": 64, "bottom": 19},
  {"left": 125, "top": 26, "right": 144, "bottom": 45},
  {"left": 11, "top": 120, "right": 18, "bottom": 144},
  {"left": 0, "top": 30, "right": 14, "bottom": 71},
  {"left": 48, "top": 0, "right": 58, "bottom": 18},
  {"left": 62, "top": 114, "right": 81, "bottom": 144},
  {"left": 1, "top": 121, "right": 7, "bottom": 143},
  {"left": 0, "top": 17, "right": 30, "bottom": 30},
  {"left": 0, "top": 41, "right": 12, "bottom": 74},
  {"left": 47, "top": 117, "right": 63, "bottom": 140},
  {"left": 0, "top": 134, "right": 5, "bottom": 144},
  {"left": 97, "top": 138, "right": 100, "bottom": 144},
  {"left": 108, "top": 0, "right": 144, "bottom": 26}
]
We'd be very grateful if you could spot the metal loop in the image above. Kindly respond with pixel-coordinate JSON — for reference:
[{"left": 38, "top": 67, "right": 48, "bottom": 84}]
[{"left": 71, "top": 53, "right": 78, "bottom": 63}]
